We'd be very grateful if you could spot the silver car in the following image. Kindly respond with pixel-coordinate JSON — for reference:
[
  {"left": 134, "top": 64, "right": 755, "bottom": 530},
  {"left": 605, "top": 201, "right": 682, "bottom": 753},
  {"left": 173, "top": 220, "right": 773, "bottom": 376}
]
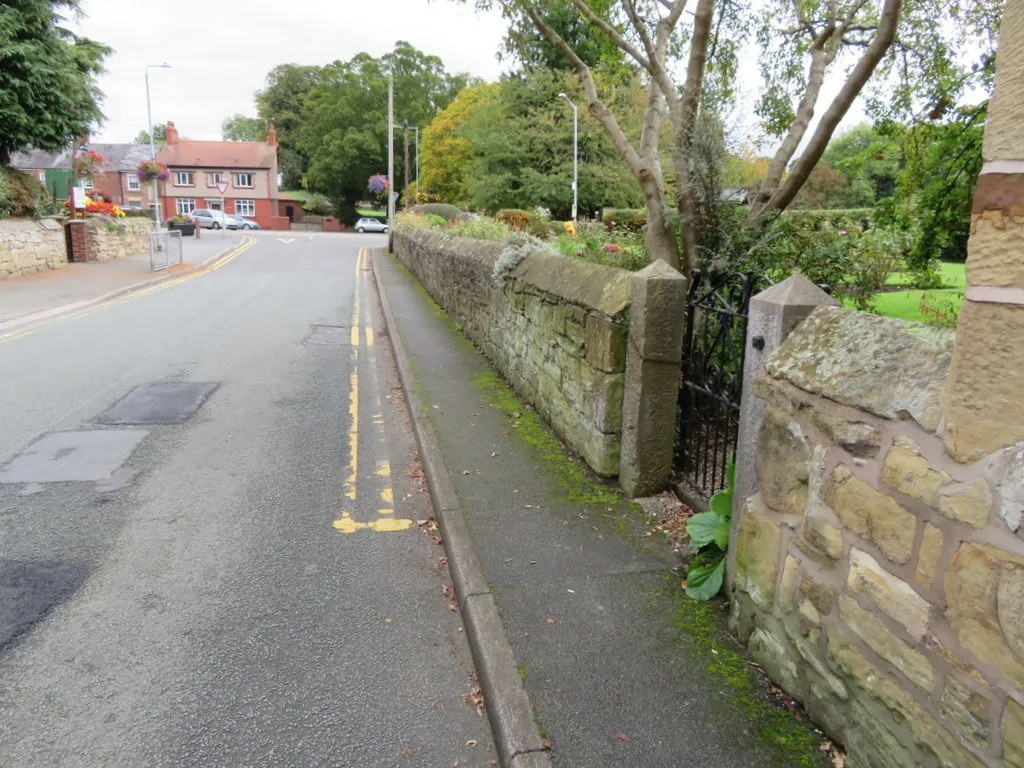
[
  {"left": 189, "top": 209, "right": 232, "bottom": 229},
  {"left": 227, "top": 215, "right": 260, "bottom": 230},
  {"left": 355, "top": 217, "right": 388, "bottom": 233}
]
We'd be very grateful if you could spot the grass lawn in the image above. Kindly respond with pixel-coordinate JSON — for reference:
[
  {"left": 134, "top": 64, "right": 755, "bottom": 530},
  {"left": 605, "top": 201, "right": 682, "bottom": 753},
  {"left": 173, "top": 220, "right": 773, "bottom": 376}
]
[
  {"left": 844, "top": 288, "right": 964, "bottom": 325},
  {"left": 357, "top": 209, "right": 385, "bottom": 218},
  {"left": 886, "top": 261, "right": 966, "bottom": 288}
]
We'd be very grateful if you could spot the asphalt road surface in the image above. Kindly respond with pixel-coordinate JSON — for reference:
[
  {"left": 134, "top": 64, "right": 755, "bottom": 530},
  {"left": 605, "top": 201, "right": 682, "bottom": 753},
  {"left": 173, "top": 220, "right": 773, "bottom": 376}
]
[{"left": 0, "top": 232, "right": 494, "bottom": 767}]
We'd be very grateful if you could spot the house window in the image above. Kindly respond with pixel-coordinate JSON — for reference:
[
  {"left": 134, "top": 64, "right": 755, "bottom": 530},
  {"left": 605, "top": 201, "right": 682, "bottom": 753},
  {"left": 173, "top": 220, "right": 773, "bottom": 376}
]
[
  {"left": 233, "top": 173, "right": 254, "bottom": 188},
  {"left": 37, "top": 171, "right": 46, "bottom": 183},
  {"left": 127, "top": 176, "right": 140, "bottom": 191},
  {"left": 128, "top": 201, "right": 143, "bottom": 209},
  {"left": 235, "top": 199, "right": 255, "bottom": 217},
  {"left": 176, "top": 198, "right": 196, "bottom": 215},
  {"left": 174, "top": 171, "right": 194, "bottom": 186},
  {"left": 83, "top": 179, "right": 94, "bottom": 189},
  {"left": 207, "top": 172, "right": 223, "bottom": 186}
]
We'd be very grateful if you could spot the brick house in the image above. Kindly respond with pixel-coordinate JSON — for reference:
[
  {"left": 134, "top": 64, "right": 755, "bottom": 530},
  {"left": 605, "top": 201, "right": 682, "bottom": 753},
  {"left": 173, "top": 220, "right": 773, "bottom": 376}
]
[
  {"left": 11, "top": 144, "right": 154, "bottom": 209},
  {"left": 156, "top": 122, "right": 284, "bottom": 228}
]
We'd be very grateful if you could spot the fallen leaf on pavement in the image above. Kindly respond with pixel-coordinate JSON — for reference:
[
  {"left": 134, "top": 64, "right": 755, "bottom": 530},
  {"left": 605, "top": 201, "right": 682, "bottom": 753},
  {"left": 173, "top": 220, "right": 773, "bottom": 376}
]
[
  {"left": 443, "top": 585, "right": 457, "bottom": 601},
  {"left": 616, "top": 733, "right": 628, "bottom": 741},
  {"left": 546, "top": 618, "right": 556, "bottom": 625},
  {"left": 490, "top": 452, "right": 499, "bottom": 457},
  {"left": 462, "top": 687, "right": 485, "bottom": 717},
  {"left": 385, "top": 618, "right": 392, "bottom": 623},
  {"left": 438, "top": 557, "right": 448, "bottom": 569},
  {"left": 447, "top": 603, "right": 457, "bottom": 611},
  {"left": 465, "top": 740, "right": 478, "bottom": 748},
  {"left": 431, "top": 535, "right": 444, "bottom": 545}
]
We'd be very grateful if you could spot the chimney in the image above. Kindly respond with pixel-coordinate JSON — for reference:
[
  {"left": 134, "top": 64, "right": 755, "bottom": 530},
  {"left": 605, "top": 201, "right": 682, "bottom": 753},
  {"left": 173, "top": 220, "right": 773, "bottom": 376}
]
[
  {"left": 165, "top": 121, "right": 179, "bottom": 144},
  {"left": 266, "top": 123, "right": 278, "bottom": 146}
]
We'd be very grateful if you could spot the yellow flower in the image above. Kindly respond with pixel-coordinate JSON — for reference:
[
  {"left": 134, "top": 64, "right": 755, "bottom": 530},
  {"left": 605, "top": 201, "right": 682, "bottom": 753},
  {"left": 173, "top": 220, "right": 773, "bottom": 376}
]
[{"left": 563, "top": 221, "right": 576, "bottom": 236}]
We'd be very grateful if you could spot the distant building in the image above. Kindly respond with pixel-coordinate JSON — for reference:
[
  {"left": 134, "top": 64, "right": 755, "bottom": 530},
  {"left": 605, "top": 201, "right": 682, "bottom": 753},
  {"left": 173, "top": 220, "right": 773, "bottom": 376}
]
[
  {"left": 719, "top": 188, "right": 753, "bottom": 205},
  {"left": 156, "top": 122, "right": 282, "bottom": 228},
  {"left": 10, "top": 144, "right": 153, "bottom": 209}
]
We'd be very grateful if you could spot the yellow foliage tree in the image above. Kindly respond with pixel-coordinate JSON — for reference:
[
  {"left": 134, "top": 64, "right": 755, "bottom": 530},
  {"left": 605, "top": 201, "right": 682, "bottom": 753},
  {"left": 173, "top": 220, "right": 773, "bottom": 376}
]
[{"left": 419, "top": 83, "right": 499, "bottom": 205}]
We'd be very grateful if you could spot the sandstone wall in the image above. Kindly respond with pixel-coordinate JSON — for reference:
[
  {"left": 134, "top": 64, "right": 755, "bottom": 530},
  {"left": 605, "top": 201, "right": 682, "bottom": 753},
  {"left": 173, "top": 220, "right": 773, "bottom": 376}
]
[
  {"left": 730, "top": 305, "right": 1024, "bottom": 768},
  {"left": 393, "top": 227, "right": 630, "bottom": 477},
  {"left": 0, "top": 218, "right": 67, "bottom": 279},
  {"left": 84, "top": 217, "right": 152, "bottom": 261}
]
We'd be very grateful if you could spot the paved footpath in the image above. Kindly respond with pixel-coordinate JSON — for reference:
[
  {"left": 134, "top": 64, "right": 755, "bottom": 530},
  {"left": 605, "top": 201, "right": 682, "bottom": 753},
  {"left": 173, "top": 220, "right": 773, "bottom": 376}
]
[
  {"left": 374, "top": 248, "right": 829, "bottom": 768},
  {"left": 0, "top": 228, "right": 245, "bottom": 326}
]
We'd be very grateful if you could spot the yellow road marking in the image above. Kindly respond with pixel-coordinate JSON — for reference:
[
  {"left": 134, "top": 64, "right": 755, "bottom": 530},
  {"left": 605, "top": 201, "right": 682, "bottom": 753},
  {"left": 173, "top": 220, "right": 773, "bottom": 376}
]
[
  {"left": 365, "top": 327, "right": 374, "bottom": 347},
  {"left": 343, "top": 369, "right": 358, "bottom": 501},
  {"left": 333, "top": 512, "right": 412, "bottom": 533},
  {"left": 376, "top": 460, "right": 391, "bottom": 477},
  {"left": 380, "top": 488, "right": 394, "bottom": 504},
  {"left": 0, "top": 237, "right": 256, "bottom": 346}
]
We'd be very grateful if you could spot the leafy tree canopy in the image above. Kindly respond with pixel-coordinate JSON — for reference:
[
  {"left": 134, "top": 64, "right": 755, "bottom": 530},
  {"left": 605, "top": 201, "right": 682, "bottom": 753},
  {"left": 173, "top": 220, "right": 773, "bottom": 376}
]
[
  {"left": 0, "top": 0, "right": 111, "bottom": 164},
  {"left": 222, "top": 114, "right": 266, "bottom": 141},
  {"left": 132, "top": 123, "right": 167, "bottom": 145},
  {"left": 256, "top": 64, "right": 324, "bottom": 189}
]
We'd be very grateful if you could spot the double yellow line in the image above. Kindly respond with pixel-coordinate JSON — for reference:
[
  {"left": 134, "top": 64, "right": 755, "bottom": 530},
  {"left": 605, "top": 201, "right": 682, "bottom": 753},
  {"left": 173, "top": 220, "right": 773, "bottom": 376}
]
[{"left": 0, "top": 236, "right": 257, "bottom": 346}]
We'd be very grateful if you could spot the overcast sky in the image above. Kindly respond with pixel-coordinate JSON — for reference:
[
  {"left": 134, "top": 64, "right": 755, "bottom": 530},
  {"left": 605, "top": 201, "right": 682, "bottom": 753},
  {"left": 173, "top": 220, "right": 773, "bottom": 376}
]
[{"left": 73, "top": 0, "right": 510, "bottom": 143}]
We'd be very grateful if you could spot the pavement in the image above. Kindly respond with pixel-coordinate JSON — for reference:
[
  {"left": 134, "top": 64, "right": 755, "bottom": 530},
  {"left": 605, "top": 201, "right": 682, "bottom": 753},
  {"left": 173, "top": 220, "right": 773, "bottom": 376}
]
[
  {"left": 0, "top": 228, "right": 247, "bottom": 327},
  {"left": 373, "top": 248, "right": 824, "bottom": 768},
  {"left": 0, "top": 232, "right": 496, "bottom": 766}
]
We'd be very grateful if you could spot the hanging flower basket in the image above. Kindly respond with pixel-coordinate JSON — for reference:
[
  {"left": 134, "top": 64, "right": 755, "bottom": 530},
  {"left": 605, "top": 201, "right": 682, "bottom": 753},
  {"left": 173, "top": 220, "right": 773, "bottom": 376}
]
[
  {"left": 137, "top": 160, "right": 170, "bottom": 182},
  {"left": 368, "top": 174, "right": 390, "bottom": 193},
  {"left": 72, "top": 150, "right": 106, "bottom": 178}
]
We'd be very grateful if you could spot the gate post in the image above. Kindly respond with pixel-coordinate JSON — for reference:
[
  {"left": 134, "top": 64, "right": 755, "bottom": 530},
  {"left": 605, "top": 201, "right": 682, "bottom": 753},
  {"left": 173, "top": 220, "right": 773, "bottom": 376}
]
[
  {"left": 619, "top": 261, "right": 688, "bottom": 498},
  {"left": 726, "top": 275, "right": 836, "bottom": 593}
]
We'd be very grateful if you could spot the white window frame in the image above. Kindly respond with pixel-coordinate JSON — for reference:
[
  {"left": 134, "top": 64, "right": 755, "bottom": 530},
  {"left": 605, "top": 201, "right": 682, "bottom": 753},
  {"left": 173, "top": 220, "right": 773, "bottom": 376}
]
[
  {"left": 233, "top": 172, "right": 254, "bottom": 189},
  {"left": 127, "top": 175, "right": 140, "bottom": 191},
  {"left": 127, "top": 200, "right": 143, "bottom": 209},
  {"left": 235, "top": 199, "right": 255, "bottom": 217},
  {"left": 207, "top": 172, "right": 223, "bottom": 187},
  {"left": 175, "top": 198, "right": 196, "bottom": 215},
  {"left": 37, "top": 171, "right": 46, "bottom": 183},
  {"left": 174, "top": 171, "right": 194, "bottom": 186}
]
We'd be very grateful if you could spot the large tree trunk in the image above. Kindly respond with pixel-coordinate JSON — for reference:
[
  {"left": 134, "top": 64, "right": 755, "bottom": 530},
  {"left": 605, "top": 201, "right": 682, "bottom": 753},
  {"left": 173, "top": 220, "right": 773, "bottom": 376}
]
[{"left": 644, "top": 197, "right": 680, "bottom": 272}]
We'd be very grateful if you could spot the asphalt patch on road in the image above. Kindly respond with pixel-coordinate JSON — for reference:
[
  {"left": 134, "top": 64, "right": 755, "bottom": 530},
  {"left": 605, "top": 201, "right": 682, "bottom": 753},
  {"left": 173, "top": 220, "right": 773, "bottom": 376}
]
[
  {"left": 0, "top": 559, "right": 88, "bottom": 653},
  {"left": 0, "top": 430, "right": 148, "bottom": 483},
  {"left": 302, "top": 324, "right": 349, "bottom": 346},
  {"left": 97, "top": 382, "right": 219, "bottom": 425}
]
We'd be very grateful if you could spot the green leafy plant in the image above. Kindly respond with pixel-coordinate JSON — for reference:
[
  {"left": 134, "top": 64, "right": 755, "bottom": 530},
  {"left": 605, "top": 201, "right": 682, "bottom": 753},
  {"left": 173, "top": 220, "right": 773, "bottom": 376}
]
[
  {"left": 396, "top": 211, "right": 446, "bottom": 230},
  {"left": 448, "top": 216, "right": 511, "bottom": 242},
  {"left": 684, "top": 458, "right": 734, "bottom": 601},
  {"left": 411, "top": 203, "right": 461, "bottom": 222}
]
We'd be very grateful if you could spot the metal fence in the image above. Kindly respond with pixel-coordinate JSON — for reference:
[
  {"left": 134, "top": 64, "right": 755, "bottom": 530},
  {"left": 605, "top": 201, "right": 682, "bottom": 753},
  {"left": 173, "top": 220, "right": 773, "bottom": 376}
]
[
  {"left": 673, "top": 269, "right": 771, "bottom": 505},
  {"left": 149, "top": 230, "right": 183, "bottom": 272}
]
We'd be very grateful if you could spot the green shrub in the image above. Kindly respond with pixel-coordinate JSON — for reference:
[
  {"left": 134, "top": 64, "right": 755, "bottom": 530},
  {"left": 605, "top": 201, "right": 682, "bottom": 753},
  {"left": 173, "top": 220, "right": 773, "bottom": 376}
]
[
  {"left": 0, "top": 167, "right": 47, "bottom": 218},
  {"left": 303, "top": 193, "right": 334, "bottom": 216},
  {"left": 845, "top": 227, "right": 910, "bottom": 310},
  {"left": 601, "top": 208, "right": 646, "bottom": 234},
  {"left": 496, "top": 209, "right": 532, "bottom": 230},
  {"left": 747, "top": 216, "right": 855, "bottom": 291},
  {"left": 783, "top": 208, "right": 873, "bottom": 230},
  {"left": 448, "top": 216, "right": 511, "bottom": 242},
  {"left": 397, "top": 211, "right": 446, "bottom": 230},
  {"left": 552, "top": 220, "right": 649, "bottom": 271},
  {"left": 411, "top": 203, "right": 460, "bottom": 222}
]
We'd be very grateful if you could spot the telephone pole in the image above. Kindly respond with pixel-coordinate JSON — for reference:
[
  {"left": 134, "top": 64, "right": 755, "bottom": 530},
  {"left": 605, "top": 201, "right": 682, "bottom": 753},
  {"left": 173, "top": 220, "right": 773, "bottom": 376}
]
[
  {"left": 403, "top": 121, "right": 411, "bottom": 205},
  {"left": 387, "top": 73, "right": 395, "bottom": 252}
]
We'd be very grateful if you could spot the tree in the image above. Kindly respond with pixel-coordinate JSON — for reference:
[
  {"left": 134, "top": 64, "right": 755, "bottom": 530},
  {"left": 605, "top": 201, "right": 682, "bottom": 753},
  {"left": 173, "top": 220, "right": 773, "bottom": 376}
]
[
  {"left": 819, "top": 123, "right": 900, "bottom": 206},
  {"left": 457, "top": 69, "right": 644, "bottom": 217},
  {"left": 298, "top": 42, "right": 467, "bottom": 223},
  {"left": 0, "top": 0, "right": 110, "bottom": 165},
  {"left": 222, "top": 114, "right": 266, "bottom": 141},
  {"left": 419, "top": 83, "right": 500, "bottom": 204},
  {"left": 256, "top": 64, "right": 324, "bottom": 189},
  {"left": 132, "top": 123, "right": 167, "bottom": 145}
]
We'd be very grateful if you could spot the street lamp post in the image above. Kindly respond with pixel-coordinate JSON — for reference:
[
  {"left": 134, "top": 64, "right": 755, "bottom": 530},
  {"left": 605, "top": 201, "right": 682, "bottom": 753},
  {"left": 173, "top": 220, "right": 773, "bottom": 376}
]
[
  {"left": 558, "top": 93, "right": 578, "bottom": 222},
  {"left": 145, "top": 63, "right": 171, "bottom": 231}
]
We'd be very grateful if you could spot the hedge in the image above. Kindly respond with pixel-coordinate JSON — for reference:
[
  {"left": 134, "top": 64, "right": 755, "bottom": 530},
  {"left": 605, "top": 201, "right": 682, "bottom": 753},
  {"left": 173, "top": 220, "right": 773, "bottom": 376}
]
[{"left": 410, "top": 203, "right": 461, "bottom": 222}]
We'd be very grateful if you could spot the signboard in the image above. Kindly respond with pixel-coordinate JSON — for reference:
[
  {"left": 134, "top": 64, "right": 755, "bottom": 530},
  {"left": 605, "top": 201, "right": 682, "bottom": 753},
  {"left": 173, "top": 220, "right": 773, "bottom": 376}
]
[
  {"left": 216, "top": 180, "right": 229, "bottom": 195},
  {"left": 71, "top": 186, "right": 87, "bottom": 209}
]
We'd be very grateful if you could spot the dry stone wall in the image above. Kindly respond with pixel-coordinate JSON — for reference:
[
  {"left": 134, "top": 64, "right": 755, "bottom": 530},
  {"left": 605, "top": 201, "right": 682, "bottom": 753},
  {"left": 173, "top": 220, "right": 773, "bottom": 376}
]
[
  {"left": 84, "top": 217, "right": 151, "bottom": 261},
  {"left": 731, "top": 305, "right": 1024, "bottom": 768},
  {"left": 393, "top": 227, "right": 630, "bottom": 477},
  {"left": 0, "top": 218, "right": 66, "bottom": 279}
]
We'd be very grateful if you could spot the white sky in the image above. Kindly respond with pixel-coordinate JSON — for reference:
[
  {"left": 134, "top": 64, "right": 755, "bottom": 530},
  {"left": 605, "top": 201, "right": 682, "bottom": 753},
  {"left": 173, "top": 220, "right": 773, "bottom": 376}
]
[{"left": 73, "top": 0, "right": 510, "bottom": 143}]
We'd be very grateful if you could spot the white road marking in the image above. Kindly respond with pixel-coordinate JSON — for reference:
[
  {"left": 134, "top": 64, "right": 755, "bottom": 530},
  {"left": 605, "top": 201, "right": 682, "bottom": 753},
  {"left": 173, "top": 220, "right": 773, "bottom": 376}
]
[{"left": 277, "top": 238, "right": 295, "bottom": 243}]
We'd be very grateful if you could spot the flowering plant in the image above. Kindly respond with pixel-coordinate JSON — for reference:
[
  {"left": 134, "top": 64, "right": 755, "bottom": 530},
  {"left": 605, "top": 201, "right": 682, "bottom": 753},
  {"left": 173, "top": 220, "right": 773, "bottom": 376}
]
[
  {"left": 602, "top": 243, "right": 622, "bottom": 252},
  {"left": 65, "top": 197, "right": 126, "bottom": 218},
  {"left": 368, "top": 174, "right": 390, "bottom": 193},
  {"left": 88, "top": 189, "right": 112, "bottom": 203},
  {"left": 72, "top": 150, "right": 106, "bottom": 178},
  {"left": 136, "top": 160, "right": 170, "bottom": 182}
]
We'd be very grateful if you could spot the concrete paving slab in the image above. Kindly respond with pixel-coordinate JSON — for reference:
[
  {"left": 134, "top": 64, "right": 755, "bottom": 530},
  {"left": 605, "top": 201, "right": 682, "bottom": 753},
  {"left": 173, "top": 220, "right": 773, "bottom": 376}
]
[{"left": 0, "top": 430, "right": 148, "bottom": 483}]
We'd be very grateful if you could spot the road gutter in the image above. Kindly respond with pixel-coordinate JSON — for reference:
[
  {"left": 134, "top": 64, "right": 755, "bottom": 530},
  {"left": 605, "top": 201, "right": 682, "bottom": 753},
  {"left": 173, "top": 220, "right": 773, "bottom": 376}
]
[{"left": 370, "top": 247, "right": 552, "bottom": 768}]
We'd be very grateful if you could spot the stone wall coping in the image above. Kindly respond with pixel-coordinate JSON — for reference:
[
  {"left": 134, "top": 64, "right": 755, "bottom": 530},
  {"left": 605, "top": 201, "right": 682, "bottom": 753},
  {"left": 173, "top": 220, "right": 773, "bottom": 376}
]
[
  {"left": 0, "top": 217, "right": 64, "bottom": 234},
  {"left": 398, "top": 227, "right": 503, "bottom": 266}
]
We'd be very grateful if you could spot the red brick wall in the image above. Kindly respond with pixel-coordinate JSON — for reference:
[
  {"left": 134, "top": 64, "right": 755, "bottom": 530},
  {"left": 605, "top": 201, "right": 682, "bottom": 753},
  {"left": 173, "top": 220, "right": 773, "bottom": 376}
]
[
  {"left": 269, "top": 216, "right": 291, "bottom": 230},
  {"left": 161, "top": 196, "right": 275, "bottom": 228}
]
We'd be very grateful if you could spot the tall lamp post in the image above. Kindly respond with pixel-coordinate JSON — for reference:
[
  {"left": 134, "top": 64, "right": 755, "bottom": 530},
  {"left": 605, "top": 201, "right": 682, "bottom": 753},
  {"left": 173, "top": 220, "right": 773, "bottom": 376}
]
[
  {"left": 145, "top": 63, "right": 171, "bottom": 231},
  {"left": 558, "top": 93, "right": 578, "bottom": 222}
]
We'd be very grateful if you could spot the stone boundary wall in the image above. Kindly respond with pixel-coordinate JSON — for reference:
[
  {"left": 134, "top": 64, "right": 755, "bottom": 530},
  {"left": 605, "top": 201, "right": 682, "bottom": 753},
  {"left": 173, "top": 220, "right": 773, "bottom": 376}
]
[
  {"left": 84, "top": 217, "right": 152, "bottom": 261},
  {"left": 0, "top": 218, "right": 66, "bottom": 279},
  {"left": 730, "top": 306, "right": 1024, "bottom": 768},
  {"left": 393, "top": 227, "right": 631, "bottom": 477}
]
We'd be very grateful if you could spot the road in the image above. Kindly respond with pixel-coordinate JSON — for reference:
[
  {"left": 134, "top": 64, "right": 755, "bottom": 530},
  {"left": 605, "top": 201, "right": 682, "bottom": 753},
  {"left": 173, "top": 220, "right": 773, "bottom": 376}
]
[{"left": 0, "top": 233, "right": 494, "bottom": 767}]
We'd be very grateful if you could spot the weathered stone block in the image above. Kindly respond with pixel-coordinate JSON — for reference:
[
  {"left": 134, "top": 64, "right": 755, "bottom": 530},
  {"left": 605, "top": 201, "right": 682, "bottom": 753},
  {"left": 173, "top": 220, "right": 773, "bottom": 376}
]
[
  {"left": 939, "top": 677, "right": 990, "bottom": 747},
  {"left": 807, "top": 405, "right": 881, "bottom": 459},
  {"left": 779, "top": 555, "right": 800, "bottom": 612},
  {"left": 756, "top": 407, "right": 810, "bottom": 515},
  {"left": 828, "top": 635, "right": 915, "bottom": 719},
  {"left": 915, "top": 522, "right": 944, "bottom": 590},
  {"left": 734, "top": 499, "right": 783, "bottom": 609},
  {"left": 584, "top": 314, "right": 626, "bottom": 373},
  {"left": 847, "top": 548, "right": 932, "bottom": 641},
  {"left": 997, "top": 442, "right": 1024, "bottom": 534},
  {"left": 1006, "top": 697, "right": 1024, "bottom": 768},
  {"left": 749, "top": 627, "right": 803, "bottom": 697},
  {"left": 801, "top": 576, "right": 835, "bottom": 615},
  {"left": 802, "top": 514, "right": 843, "bottom": 561},
  {"left": 799, "top": 598, "right": 820, "bottom": 626},
  {"left": 938, "top": 478, "right": 993, "bottom": 529},
  {"left": 839, "top": 595, "right": 935, "bottom": 692},
  {"left": 881, "top": 439, "right": 952, "bottom": 505},
  {"left": 826, "top": 465, "right": 916, "bottom": 564},
  {"left": 966, "top": 216, "right": 1024, "bottom": 287},
  {"left": 590, "top": 372, "right": 624, "bottom": 434},
  {"left": 765, "top": 306, "right": 952, "bottom": 431},
  {"left": 750, "top": 372, "right": 799, "bottom": 415},
  {"left": 945, "top": 543, "right": 1024, "bottom": 690},
  {"left": 626, "top": 260, "right": 687, "bottom": 363},
  {"left": 945, "top": 300, "right": 1024, "bottom": 462}
]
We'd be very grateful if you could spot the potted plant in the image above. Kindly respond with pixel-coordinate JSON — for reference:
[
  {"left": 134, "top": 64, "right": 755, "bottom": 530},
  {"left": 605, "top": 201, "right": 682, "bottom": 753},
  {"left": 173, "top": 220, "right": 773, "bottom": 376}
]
[
  {"left": 72, "top": 149, "right": 106, "bottom": 178},
  {"left": 166, "top": 215, "right": 196, "bottom": 236},
  {"left": 136, "top": 160, "right": 170, "bottom": 183}
]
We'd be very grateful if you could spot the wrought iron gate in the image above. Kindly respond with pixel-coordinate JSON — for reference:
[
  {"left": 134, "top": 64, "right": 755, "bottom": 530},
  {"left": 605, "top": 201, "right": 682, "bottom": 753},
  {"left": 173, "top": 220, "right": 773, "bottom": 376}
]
[{"left": 674, "top": 269, "right": 770, "bottom": 504}]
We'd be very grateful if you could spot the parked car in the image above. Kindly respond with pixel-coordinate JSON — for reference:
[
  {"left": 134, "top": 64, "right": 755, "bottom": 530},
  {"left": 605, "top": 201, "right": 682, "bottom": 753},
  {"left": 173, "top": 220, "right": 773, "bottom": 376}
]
[
  {"left": 227, "top": 215, "right": 260, "bottom": 230},
  {"left": 189, "top": 209, "right": 232, "bottom": 230},
  {"left": 355, "top": 217, "right": 388, "bottom": 233}
]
